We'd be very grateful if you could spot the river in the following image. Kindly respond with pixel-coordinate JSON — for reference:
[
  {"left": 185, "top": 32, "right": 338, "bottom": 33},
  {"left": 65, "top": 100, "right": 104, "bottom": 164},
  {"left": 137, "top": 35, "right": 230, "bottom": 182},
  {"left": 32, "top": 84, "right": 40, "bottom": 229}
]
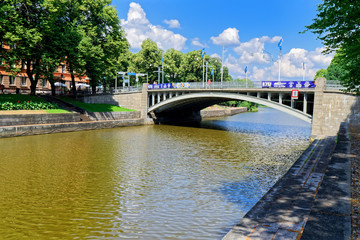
[{"left": 0, "top": 108, "right": 311, "bottom": 239}]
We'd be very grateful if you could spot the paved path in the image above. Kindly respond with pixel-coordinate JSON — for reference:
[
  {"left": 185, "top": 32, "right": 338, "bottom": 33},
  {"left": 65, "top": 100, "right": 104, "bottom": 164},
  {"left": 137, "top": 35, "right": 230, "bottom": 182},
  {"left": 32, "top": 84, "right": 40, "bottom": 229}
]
[{"left": 223, "top": 123, "right": 353, "bottom": 240}]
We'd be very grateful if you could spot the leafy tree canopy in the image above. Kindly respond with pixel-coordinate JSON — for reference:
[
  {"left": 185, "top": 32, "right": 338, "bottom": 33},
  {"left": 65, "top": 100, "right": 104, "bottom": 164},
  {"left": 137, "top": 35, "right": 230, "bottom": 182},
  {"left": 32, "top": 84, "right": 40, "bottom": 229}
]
[{"left": 304, "top": 0, "right": 360, "bottom": 93}]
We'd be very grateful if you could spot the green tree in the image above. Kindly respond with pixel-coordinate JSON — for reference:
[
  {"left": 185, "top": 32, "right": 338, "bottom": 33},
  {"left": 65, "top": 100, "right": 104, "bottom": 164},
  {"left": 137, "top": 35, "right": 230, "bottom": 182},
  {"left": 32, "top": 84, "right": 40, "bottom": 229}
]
[
  {"left": 78, "top": 0, "right": 130, "bottom": 93},
  {"left": 164, "top": 48, "right": 183, "bottom": 82},
  {"left": 314, "top": 69, "right": 327, "bottom": 80},
  {"left": 304, "top": 0, "right": 360, "bottom": 92},
  {"left": 129, "top": 39, "right": 162, "bottom": 84},
  {"left": 180, "top": 50, "right": 206, "bottom": 82},
  {"left": 1, "top": 0, "right": 47, "bottom": 95}
]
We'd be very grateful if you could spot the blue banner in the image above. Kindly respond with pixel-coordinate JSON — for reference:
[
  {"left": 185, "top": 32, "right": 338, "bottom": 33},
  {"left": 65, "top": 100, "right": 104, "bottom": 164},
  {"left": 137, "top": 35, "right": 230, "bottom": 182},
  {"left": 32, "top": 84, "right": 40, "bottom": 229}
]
[
  {"left": 148, "top": 83, "right": 174, "bottom": 89},
  {"left": 261, "top": 81, "right": 315, "bottom": 88}
]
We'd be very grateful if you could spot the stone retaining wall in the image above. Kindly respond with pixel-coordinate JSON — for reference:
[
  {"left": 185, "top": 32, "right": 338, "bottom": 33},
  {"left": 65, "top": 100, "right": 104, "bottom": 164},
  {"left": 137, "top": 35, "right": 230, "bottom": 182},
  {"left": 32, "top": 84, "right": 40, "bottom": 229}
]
[
  {"left": 0, "top": 119, "right": 144, "bottom": 138},
  {"left": 0, "top": 113, "right": 80, "bottom": 126},
  {"left": 312, "top": 78, "right": 360, "bottom": 137},
  {"left": 201, "top": 107, "right": 247, "bottom": 118},
  {"left": 85, "top": 111, "right": 141, "bottom": 121}
]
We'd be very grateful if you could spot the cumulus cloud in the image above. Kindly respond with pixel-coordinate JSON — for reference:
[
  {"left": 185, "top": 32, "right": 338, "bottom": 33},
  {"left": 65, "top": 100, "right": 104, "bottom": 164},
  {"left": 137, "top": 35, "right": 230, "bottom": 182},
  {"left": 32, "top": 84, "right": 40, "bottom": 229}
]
[
  {"left": 164, "top": 19, "right": 180, "bottom": 29},
  {"left": 223, "top": 36, "right": 333, "bottom": 81},
  {"left": 233, "top": 36, "right": 282, "bottom": 64},
  {"left": 121, "top": 2, "right": 187, "bottom": 50},
  {"left": 191, "top": 38, "right": 207, "bottom": 48},
  {"left": 210, "top": 28, "right": 240, "bottom": 46}
]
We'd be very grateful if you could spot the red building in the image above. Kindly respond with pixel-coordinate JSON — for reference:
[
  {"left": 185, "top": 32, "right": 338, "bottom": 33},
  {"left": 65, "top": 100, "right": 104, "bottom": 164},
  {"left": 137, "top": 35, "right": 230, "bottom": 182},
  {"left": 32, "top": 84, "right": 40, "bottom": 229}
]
[{"left": 0, "top": 42, "right": 89, "bottom": 94}]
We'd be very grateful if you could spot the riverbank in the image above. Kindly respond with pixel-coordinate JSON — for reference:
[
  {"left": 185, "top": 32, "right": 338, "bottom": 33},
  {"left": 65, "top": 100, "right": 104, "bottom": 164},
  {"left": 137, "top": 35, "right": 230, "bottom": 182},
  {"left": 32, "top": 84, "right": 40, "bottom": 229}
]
[
  {"left": 0, "top": 106, "right": 247, "bottom": 138},
  {"left": 201, "top": 105, "right": 247, "bottom": 118},
  {"left": 223, "top": 123, "right": 355, "bottom": 239}
]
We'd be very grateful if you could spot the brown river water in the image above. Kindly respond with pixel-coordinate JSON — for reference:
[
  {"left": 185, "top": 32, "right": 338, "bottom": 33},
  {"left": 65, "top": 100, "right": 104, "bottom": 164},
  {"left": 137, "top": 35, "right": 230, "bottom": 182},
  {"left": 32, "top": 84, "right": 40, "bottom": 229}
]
[{"left": 0, "top": 108, "right": 311, "bottom": 239}]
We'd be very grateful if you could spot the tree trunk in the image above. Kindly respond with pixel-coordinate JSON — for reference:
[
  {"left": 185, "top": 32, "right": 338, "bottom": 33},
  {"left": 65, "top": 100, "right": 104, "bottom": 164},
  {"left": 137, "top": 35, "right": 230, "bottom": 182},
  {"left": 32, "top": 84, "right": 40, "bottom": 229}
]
[
  {"left": 26, "top": 60, "right": 39, "bottom": 95},
  {"left": 69, "top": 63, "right": 77, "bottom": 97},
  {"left": 50, "top": 81, "right": 56, "bottom": 96}
]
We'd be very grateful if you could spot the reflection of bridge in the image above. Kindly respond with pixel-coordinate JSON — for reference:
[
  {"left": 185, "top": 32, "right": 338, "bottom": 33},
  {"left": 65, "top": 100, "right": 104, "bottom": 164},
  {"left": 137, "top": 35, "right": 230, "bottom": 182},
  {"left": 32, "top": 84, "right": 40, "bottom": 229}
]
[{"left": 147, "top": 81, "right": 315, "bottom": 124}]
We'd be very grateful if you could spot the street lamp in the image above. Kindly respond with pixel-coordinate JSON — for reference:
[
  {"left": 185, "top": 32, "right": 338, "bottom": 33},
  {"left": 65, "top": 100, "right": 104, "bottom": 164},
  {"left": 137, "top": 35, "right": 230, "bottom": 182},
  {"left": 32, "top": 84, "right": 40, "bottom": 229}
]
[{"left": 263, "top": 50, "right": 273, "bottom": 81}]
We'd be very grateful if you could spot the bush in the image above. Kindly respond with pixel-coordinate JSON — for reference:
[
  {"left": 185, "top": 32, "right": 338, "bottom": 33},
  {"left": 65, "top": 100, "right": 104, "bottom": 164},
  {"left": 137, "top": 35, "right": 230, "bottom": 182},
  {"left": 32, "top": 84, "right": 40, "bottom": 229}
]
[{"left": 0, "top": 100, "right": 59, "bottom": 110}]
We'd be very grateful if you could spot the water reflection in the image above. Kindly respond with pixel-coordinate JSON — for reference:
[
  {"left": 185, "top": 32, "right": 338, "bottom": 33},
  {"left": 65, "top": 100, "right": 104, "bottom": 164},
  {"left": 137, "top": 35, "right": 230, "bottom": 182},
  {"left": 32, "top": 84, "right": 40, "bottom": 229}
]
[{"left": 0, "top": 108, "right": 311, "bottom": 239}]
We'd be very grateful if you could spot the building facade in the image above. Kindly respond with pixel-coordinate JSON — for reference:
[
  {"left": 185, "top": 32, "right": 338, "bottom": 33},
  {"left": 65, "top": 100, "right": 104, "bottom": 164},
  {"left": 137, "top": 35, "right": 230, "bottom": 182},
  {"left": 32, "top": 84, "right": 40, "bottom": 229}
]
[{"left": 0, "top": 42, "right": 89, "bottom": 94}]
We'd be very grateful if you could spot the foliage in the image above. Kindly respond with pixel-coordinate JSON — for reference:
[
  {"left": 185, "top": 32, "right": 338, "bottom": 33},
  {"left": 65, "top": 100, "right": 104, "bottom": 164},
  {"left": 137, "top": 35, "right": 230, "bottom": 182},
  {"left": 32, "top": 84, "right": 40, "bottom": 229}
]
[
  {"left": 304, "top": 0, "right": 360, "bottom": 93},
  {"left": 0, "top": 0, "right": 130, "bottom": 95},
  {"left": 59, "top": 97, "right": 135, "bottom": 112},
  {"left": 0, "top": 94, "right": 59, "bottom": 110},
  {"left": 314, "top": 69, "right": 327, "bottom": 80},
  {"left": 219, "top": 100, "right": 258, "bottom": 112}
]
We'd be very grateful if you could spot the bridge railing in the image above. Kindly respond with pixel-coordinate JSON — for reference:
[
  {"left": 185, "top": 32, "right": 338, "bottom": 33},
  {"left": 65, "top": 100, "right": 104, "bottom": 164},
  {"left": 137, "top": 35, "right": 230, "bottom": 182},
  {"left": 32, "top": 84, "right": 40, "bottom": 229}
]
[
  {"left": 188, "top": 81, "right": 263, "bottom": 89},
  {"left": 325, "top": 80, "right": 347, "bottom": 91},
  {"left": 148, "top": 81, "right": 316, "bottom": 90}
]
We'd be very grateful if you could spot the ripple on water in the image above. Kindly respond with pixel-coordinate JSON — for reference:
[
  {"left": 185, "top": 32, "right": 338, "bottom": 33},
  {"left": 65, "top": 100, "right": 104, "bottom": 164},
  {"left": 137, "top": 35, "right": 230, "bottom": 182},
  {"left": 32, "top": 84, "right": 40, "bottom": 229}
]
[{"left": 0, "top": 108, "right": 311, "bottom": 239}]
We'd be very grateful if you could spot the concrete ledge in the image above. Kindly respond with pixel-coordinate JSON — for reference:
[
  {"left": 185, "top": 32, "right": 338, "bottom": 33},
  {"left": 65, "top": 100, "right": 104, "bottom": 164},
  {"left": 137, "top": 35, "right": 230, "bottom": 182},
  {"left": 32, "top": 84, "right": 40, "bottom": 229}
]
[
  {"left": 0, "top": 118, "right": 144, "bottom": 138},
  {"left": 201, "top": 107, "right": 247, "bottom": 118},
  {"left": 85, "top": 111, "right": 141, "bottom": 121},
  {"left": 0, "top": 113, "right": 81, "bottom": 126}
]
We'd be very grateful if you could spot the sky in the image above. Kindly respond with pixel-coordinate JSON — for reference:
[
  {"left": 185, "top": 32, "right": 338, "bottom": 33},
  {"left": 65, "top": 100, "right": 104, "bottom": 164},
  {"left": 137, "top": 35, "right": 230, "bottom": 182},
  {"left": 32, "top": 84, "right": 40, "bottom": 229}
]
[{"left": 111, "top": 0, "right": 333, "bottom": 81}]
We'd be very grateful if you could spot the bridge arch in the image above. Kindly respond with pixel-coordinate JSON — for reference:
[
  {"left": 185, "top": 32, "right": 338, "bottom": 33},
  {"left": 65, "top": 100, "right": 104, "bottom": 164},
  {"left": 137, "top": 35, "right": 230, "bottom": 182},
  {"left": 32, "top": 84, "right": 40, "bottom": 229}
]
[{"left": 148, "top": 92, "right": 312, "bottom": 123}]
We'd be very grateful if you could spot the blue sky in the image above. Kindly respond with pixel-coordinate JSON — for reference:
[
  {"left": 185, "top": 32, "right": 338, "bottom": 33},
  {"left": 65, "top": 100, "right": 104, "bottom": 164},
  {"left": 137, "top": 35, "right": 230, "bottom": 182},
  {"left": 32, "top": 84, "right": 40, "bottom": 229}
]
[{"left": 112, "top": 0, "right": 333, "bottom": 81}]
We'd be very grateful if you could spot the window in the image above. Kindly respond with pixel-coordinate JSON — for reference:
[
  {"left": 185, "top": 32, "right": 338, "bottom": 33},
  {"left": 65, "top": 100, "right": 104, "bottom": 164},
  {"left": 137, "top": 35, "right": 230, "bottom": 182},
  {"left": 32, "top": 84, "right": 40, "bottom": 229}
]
[
  {"left": 10, "top": 43, "right": 15, "bottom": 49},
  {"left": 0, "top": 75, "right": 2, "bottom": 84},
  {"left": 42, "top": 79, "right": 47, "bottom": 87},
  {"left": 9, "top": 76, "right": 15, "bottom": 85},
  {"left": 61, "top": 65, "right": 66, "bottom": 73},
  {"left": 21, "top": 77, "right": 27, "bottom": 86}
]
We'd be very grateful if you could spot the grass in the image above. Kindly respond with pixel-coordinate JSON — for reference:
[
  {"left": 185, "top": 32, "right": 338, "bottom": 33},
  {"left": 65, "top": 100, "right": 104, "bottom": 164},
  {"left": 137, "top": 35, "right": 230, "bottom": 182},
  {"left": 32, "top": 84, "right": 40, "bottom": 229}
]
[
  {"left": 59, "top": 97, "right": 135, "bottom": 112},
  {"left": 46, "top": 109, "right": 71, "bottom": 113}
]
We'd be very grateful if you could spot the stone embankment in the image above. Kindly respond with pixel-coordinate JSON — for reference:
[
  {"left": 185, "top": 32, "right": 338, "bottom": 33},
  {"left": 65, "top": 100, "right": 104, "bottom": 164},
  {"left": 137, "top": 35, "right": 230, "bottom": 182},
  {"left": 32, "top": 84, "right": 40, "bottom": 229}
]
[
  {"left": 0, "top": 104, "right": 247, "bottom": 138},
  {"left": 223, "top": 123, "right": 352, "bottom": 240},
  {"left": 201, "top": 106, "right": 247, "bottom": 118}
]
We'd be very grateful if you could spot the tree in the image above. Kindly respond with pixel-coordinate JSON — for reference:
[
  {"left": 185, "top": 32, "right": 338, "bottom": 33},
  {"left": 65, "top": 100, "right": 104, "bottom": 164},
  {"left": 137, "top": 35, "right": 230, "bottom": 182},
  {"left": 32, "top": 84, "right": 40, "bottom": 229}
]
[
  {"left": 164, "top": 48, "right": 183, "bottom": 82},
  {"left": 180, "top": 50, "right": 206, "bottom": 82},
  {"left": 314, "top": 69, "right": 327, "bottom": 80},
  {"left": 1, "top": 0, "right": 47, "bottom": 95},
  {"left": 304, "top": 0, "right": 360, "bottom": 93},
  {"left": 78, "top": 0, "right": 130, "bottom": 94},
  {"left": 129, "top": 39, "right": 162, "bottom": 84}
]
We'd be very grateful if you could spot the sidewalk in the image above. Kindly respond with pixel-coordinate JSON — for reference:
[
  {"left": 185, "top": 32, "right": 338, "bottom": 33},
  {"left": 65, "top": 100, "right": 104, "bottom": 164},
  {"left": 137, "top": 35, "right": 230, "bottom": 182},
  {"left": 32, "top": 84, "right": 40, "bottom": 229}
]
[{"left": 223, "top": 123, "right": 355, "bottom": 239}]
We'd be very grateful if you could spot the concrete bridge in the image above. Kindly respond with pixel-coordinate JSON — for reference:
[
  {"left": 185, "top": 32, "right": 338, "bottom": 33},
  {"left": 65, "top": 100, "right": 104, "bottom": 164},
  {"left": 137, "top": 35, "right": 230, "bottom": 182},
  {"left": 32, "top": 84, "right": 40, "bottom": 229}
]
[
  {"left": 147, "top": 82, "right": 314, "bottom": 124},
  {"left": 82, "top": 78, "right": 360, "bottom": 138}
]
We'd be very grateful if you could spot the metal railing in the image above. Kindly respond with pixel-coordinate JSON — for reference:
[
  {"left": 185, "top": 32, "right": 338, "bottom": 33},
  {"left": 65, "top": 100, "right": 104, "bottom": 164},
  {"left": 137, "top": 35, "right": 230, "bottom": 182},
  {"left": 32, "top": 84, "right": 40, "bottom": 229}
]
[{"left": 325, "top": 80, "right": 347, "bottom": 90}]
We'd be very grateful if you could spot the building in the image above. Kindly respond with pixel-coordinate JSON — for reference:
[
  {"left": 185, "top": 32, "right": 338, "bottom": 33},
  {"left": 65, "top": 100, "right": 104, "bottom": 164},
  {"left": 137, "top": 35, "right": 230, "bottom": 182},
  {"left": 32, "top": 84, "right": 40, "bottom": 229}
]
[{"left": 0, "top": 42, "right": 89, "bottom": 94}]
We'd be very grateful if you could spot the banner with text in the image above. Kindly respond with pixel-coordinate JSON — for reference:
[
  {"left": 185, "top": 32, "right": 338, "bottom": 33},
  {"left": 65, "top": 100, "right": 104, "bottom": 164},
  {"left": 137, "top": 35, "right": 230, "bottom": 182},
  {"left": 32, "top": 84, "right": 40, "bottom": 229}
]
[{"left": 261, "top": 81, "right": 316, "bottom": 88}]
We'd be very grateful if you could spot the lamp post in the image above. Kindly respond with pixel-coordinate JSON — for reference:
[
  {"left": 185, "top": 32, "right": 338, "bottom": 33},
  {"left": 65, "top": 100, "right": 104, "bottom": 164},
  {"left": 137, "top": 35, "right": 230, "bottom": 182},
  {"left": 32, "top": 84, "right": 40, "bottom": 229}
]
[
  {"left": 263, "top": 50, "right": 273, "bottom": 81},
  {"left": 221, "top": 45, "right": 224, "bottom": 85},
  {"left": 278, "top": 38, "right": 283, "bottom": 83}
]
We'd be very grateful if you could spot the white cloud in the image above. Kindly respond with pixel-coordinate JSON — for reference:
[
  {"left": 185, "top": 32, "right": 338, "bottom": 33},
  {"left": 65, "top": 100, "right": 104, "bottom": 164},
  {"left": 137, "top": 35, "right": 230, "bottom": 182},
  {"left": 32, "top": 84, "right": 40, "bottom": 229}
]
[
  {"left": 210, "top": 28, "right": 240, "bottom": 46},
  {"left": 223, "top": 36, "right": 333, "bottom": 81},
  {"left": 121, "top": 2, "right": 187, "bottom": 51},
  {"left": 164, "top": 19, "right": 180, "bottom": 29},
  {"left": 191, "top": 38, "right": 207, "bottom": 48},
  {"left": 234, "top": 36, "right": 282, "bottom": 64},
  {"left": 210, "top": 53, "right": 221, "bottom": 59}
]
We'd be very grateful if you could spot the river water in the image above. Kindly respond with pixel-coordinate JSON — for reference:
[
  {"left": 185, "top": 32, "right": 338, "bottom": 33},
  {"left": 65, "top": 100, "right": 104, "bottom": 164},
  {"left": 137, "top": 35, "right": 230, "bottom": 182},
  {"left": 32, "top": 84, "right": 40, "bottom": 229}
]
[{"left": 0, "top": 108, "right": 311, "bottom": 239}]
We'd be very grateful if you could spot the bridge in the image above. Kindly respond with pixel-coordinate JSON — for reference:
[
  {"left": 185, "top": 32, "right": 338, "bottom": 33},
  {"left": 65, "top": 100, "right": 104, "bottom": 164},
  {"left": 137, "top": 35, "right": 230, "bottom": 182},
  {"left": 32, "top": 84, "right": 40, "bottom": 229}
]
[
  {"left": 82, "top": 78, "right": 360, "bottom": 138},
  {"left": 147, "top": 81, "right": 315, "bottom": 124}
]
